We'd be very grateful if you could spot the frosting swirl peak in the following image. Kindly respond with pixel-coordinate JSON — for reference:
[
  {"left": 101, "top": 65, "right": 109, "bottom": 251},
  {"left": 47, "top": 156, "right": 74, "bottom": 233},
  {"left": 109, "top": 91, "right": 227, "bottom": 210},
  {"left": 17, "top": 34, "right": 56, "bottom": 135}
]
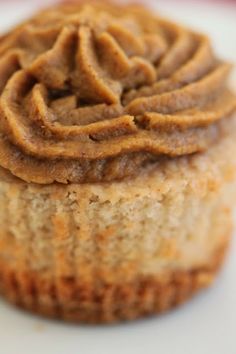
[{"left": 0, "top": 2, "right": 235, "bottom": 183}]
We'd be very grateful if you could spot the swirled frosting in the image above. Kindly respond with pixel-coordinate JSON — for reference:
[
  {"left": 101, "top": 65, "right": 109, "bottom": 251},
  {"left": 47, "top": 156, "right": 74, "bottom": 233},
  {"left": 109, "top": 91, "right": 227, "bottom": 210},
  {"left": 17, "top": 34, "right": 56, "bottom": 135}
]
[{"left": 0, "top": 2, "right": 235, "bottom": 184}]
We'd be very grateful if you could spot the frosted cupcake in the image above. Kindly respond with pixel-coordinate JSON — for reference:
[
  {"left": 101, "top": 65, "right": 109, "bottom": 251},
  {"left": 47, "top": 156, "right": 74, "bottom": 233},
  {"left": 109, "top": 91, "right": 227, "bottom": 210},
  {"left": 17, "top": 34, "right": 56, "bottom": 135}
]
[{"left": 0, "top": 2, "right": 235, "bottom": 323}]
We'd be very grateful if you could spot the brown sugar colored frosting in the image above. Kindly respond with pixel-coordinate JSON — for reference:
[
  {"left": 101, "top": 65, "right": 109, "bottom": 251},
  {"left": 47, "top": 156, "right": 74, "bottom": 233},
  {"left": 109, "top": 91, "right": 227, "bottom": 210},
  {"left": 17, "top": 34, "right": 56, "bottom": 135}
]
[{"left": 0, "top": 3, "right": 235, "bottom": 184}]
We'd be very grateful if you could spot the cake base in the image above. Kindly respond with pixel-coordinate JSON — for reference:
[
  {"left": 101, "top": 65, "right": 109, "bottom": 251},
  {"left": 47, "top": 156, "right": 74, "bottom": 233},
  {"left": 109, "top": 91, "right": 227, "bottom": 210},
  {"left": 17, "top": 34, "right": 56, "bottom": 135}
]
[
  {"left": 0, "top": 239, "right": 229, "bottom": 324},
  {"left": 0, "top": 126, "right": 236, "bottom": 323}
]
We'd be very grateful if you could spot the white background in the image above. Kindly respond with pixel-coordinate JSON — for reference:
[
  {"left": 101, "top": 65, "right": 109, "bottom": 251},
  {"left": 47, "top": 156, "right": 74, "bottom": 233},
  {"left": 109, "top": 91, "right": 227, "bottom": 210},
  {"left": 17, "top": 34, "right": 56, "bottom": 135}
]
[{"left": 0, "top": 1, "right": 235, "bottom": 354}]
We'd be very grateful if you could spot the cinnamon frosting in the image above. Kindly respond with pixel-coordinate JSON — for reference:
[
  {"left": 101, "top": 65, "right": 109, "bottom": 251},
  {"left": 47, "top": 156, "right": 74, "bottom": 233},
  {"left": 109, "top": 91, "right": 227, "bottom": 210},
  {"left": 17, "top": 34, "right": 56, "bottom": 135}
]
[{"left": 0, "top": 2, "right": 235, "bottom": 184}]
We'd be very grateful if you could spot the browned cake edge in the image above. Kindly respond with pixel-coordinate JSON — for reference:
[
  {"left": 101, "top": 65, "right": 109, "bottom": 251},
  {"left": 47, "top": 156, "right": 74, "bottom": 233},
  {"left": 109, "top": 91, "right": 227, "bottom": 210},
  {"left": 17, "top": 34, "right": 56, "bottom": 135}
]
[{"left": 0, "top": 237, "right": 229, "bottom": 324}]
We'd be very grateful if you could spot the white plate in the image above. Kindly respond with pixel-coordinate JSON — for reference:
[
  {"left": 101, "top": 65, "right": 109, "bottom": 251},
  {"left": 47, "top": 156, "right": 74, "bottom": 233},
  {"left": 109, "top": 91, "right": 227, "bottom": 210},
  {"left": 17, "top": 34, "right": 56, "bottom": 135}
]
[{"left": 0, "top": 1, "right": 236, "bottom": 354}]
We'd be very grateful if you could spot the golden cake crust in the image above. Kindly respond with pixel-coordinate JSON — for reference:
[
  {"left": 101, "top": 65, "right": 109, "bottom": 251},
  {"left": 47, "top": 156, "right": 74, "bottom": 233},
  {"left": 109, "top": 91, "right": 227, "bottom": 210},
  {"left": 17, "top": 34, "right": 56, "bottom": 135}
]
[
  {"left": 0, "top": 2, "right": 235, "bottom": 184},
  {"left": 0, "top": 240, "right": 229, "bottom": 323}
]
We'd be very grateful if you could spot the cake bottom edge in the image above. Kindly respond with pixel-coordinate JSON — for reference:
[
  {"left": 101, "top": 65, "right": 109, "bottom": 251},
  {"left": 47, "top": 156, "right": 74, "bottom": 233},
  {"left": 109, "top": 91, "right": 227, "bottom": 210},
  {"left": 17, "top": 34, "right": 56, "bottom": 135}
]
[{"left": 0, "top": 238, "right": 230, "bottom": 324}]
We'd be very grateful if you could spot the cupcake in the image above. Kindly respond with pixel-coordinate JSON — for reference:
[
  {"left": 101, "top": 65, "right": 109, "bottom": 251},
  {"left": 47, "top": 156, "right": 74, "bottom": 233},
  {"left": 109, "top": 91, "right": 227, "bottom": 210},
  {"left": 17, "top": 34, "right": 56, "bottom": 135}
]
[{"left": 0, "top": 2, "right": 235, "bottom": 323}]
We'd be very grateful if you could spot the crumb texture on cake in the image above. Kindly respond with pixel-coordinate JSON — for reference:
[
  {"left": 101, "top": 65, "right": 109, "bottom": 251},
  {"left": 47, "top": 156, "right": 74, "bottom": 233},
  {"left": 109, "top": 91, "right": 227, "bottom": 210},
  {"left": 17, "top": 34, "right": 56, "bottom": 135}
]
[
  {"left": 0, "top": 129, "right": 236, "bottom": 322},
  {"left": 0, "top": 2, "right": 235, "bottom": 183}
]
